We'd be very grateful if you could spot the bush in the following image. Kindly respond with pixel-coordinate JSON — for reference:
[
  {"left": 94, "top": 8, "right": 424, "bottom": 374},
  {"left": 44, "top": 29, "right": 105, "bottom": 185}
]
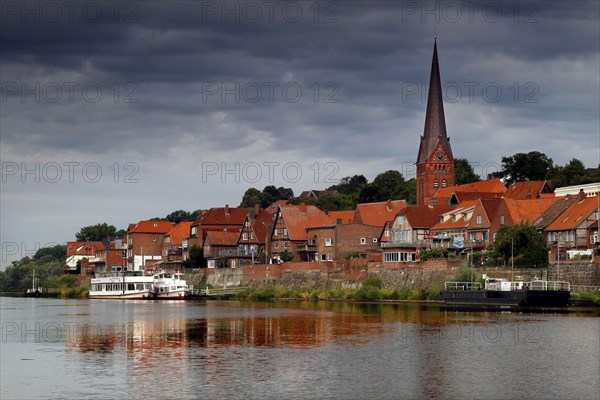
[
  {"left": 353, "top": 285, "right": 382, "bottom": 301},
  {"left": 419, "top": 248, "right": 448, "bottom": 261},
  {"left": 361, "top": 275, "right": 382, "bottom": 289}
]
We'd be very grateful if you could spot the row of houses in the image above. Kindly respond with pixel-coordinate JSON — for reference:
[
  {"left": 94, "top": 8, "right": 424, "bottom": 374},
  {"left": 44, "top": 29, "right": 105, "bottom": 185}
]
[{"left": 66, "top": 180, "right": 600, "bottom": 274}]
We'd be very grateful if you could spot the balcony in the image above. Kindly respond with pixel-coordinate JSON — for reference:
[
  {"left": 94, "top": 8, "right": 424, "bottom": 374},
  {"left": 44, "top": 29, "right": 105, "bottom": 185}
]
[
  {"left": 167, "top": 248, "right": 183, "bottom": 256},
  {"left": 218, "top": 249, "right": 254, "bottom": 258}
]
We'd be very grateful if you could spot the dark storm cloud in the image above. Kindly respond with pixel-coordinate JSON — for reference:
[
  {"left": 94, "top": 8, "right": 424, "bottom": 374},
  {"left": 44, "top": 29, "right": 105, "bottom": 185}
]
[{"left": 1, "top": 1, "right": 599, "bottom": 267}]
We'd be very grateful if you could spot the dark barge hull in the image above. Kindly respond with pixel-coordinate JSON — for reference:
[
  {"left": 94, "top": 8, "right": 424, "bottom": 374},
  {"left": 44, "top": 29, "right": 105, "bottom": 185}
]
[{"left": 440, "top": 289, "right": 570, "bottom": 307}]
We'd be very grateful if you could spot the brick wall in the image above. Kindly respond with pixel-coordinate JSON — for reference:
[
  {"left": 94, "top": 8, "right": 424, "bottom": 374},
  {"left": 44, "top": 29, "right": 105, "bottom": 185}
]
[{"left": 336, "top": 223, "right": 381, "bottom": 259}]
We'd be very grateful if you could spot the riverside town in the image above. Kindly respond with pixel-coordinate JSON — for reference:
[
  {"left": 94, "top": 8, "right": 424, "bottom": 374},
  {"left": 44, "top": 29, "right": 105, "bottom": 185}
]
[
  {"left": 2, "top": 24, "right": 599, "bottom": 400},
  {"left": 7, "top": 39, "right": 598, "bottom": 305}
]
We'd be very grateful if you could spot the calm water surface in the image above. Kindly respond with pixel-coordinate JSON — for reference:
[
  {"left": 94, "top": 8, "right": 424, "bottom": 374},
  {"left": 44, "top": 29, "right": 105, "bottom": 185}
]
[{"left": 1, "top": 297, "right": 599, "bottom": 399}]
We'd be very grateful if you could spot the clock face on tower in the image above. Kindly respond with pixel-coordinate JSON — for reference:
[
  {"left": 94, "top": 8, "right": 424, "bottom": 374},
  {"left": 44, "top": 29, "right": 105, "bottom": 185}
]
[{"left": 436, "top": 151, "right": 444, "bottom": 160}]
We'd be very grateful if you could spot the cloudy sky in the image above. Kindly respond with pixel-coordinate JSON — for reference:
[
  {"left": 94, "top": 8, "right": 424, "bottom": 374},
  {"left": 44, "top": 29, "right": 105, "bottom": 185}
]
[{"left": 1, "top": 0, "right": 599, "bottom": 266}]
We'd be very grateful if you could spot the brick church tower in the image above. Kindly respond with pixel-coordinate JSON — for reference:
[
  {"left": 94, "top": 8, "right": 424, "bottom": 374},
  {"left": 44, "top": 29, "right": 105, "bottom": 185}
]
[{"left": 416, "top": 38, "right": 454, "bottom": 205}]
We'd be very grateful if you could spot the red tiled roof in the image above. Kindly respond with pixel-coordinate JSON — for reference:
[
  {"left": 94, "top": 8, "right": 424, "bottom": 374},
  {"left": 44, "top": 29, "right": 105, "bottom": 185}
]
[
  {"left": 354, "top": 200, "right": 408, "bottom": 227},
  {"left": 532, "top": 196, "right": 577, "bottom": 230},
  {"left": 328, "top": 210, "right": 355, "bottom": 225},
  {"left": 279, "top": 204, "right": 333, "bottom": 240},
  {"left": 403, "top": 205, "right": 455, "bottom": 228},
  {"left": 66, "top": 241, "right": 105, "bottom": 256},
  {"left": 248, "top": 211, "right": 276, "bottom": 243},
  {"left": 164, "top": 221, "right": 193, "bottom": 245},
  {"left": 200, "top": 206, "right": 250, "bottom": 226},
  {"left": 504, "top": 198, "right": 559, "bottom": 225},
  {"left": 204, "top": 231, "right": 240, "bottom": 246},
  {"left": 505, "top": 181, "right": 552, "bottom": 199},
  {"left": 128, "top": 220, "right": 175, "bottom": 234},
  {"left": 545, "top": 196, "right": 599, "bottom": 231},
  {"left": 452, "top": 191, "right": 504, "bottom": 203},
  {"left": 434, "top": 179, "right": 506, "bottom": 202},
  {"left": 431, "top": 200, "right": 478, "bottom": 231}
]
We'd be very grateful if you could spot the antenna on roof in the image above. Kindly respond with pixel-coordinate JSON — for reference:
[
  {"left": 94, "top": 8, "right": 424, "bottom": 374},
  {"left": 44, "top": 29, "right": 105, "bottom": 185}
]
[{"left": 434, "top": 27, "right": 437, "bottom": 40}]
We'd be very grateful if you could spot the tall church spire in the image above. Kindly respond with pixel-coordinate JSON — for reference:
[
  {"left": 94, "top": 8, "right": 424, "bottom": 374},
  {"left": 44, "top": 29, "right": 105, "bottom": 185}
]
[
  {"left": 417, "top": 37, "right": 452, "bottom": 163},
  {"left": 416, "top": 38, "right": 455, "bottom": 206}
]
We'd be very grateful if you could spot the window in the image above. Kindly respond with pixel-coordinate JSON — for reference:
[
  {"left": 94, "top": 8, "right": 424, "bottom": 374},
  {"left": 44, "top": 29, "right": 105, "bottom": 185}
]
[
  {"left": 384, "top": 230, "right": 390, "bottom": 237},
  {"left": 325, "top": 237, "right": 333, "bottom": 247},
  {"left": 476, "top": 215, "right": 482, "bottom": 224},
  {"left": 321, "top": 253, "right": 326, "bottom": 261},
  {"left": 283, "top": 228, "right": 288, "bottom": 236},
  {"left": 470, "top": 233, "right": 476, "bottom": 241},
  {"left": 250, "top": 232, "right": 254, "bottom": 240},
  {"left": 153, "top": 237, "right": 157, "bottom": 242},
  {"left": 191, "top": 226, "right": 197, "bottom": 235},
  {"left": 493, "top": 233, "right": 497, "bottom": 240},
  {"left": 274, "top": 228, "right": 278, "bottom": 236},
  {"left": 384, "top": 252, "right": 416, "bottom": 262},
  {"left": 310, "top": 238, "right": 315, "bottom": 245},
  {"left": 500, "top": 216, "right": 505, "bottom": 225},
  {"left": 153, "top": 223, "right": 158, "bottom": 228},
  {"left": 245, "top": 221, "right": 249, "bottom": 227},
  {"left": 274, "top": 241, "right": 279, "bottom": 249},
  {"left": 327, "top": 253, "right": 334, "bottom": 261},
  {"left": 242, "top": 232, "right": 248, "bottom": 240},
  {"left": 434, "top": 179, "right": 439, "bottom": 188},
  {"left": 442, "top": 179, "right": 447, "bottom": 188},
  {"left": 360, "top": 238, "right": 366, "bottom": 245},
  {"left": 165, "top": 237, "right": 171, "bottom": 243},
  {"left": 284, "top": 241, "right": 288, "bottom": 249},
  {"left": 373, "top": 238, "right": 378, "bottom": 243}
]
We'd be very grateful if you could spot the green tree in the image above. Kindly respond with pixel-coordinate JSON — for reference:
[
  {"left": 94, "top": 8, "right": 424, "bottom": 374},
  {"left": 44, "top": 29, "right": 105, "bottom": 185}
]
[
  {"left": 240, "top": 188, "right": 263, "bottom": 207},
  {"left": 454, "top": 158, "right": 480, "bottom": 185},
  {"left": 316, "top": 194, "right": 356, "bottom": 212},
  {"left": 166, "top": 210, "right": 191, "bottom": 223},
  {"left": 279, "top": 250, "right": 294, "bottom": 262},
  {"left": 183, "top": 245, "right": 205, "bottom": 269},
  {"left": 75, "top": 223, "right": 117, "bottom": 242},
  {"left": 498, "top": 151, "right": 554, "bottom": 184},
  {"left": 328, "top": 175, "right": 368, "bottom": 195},
  {"left": 33, "top": 245, "right": 67, "bottom": 263},
  {"left": 487, "top": 224, "right": 548, "bottom": 268},
  {"left": 359, "top": 170, "right": 406, "bottom": 203}
]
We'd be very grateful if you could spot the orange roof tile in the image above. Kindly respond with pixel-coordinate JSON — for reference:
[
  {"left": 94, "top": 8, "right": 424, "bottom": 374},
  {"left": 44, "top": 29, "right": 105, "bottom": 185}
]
[
  {"left": 431, "top": 201, "right": 478, "bottom": 231},
  {"left": 435, "top": 178, "right": 506, "bottom": 198},
  {"left": 354, "top": 200, "right": 407, "bottom": 227},
  {"left": 544, "top": 196, "right": 599, "bottom": 231},
  {"left": 505, "top": 181, "right": 552, "bottom": 199},
  {"left": 532, "top": 197, "right": 577, "bottom": 230},
  {"left": 164, "top": 221, "right": 193, "bottom": 245},
  {"left": 504, "top": 198, "right": 559, "bottom": 225},
  {"left": 402, "top": 205, "right": 455, "bottom": 228},
  {"left": 204, "top": 231, "right": 241, "bottom": 246},
  {"left": 279, "top": 204, "right": 333, "bottom": 240},
  {"left": 200, "top": 206, "right": 250, "bottom": 226},
  {"left": 66, "top": 241, "right": 105, "bottom": 256},
  {"left": 128, "top": 220, "right": 175, "bottom": 234},
  {"left": 328, "top": 210, "right": 356, "bottom": 225}
]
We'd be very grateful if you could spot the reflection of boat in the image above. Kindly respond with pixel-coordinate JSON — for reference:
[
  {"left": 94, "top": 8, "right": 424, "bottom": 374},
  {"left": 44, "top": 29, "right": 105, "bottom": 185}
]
[
  {"left": 90, "top": 271, "right": 154, "bottom": 299},
  {"left": 153, "top": 271, "right": 189, "bottom": 300},
  {"left": 24, "top": 269, "right": 43, "bottom": 298},
  {"left": 441, "top": 278, "right": 571, "bottom": 307}
]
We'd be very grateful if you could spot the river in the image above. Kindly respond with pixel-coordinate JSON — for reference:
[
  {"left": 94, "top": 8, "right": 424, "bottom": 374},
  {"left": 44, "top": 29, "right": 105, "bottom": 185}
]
[{"left": 1, "top": 297, "right": 598, "bottom": 399}]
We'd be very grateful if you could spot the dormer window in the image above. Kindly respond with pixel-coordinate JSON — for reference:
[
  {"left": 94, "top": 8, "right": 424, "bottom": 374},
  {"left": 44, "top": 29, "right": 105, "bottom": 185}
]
[{"left": 153, "top": 223, "right": 158, "bottom": 228}]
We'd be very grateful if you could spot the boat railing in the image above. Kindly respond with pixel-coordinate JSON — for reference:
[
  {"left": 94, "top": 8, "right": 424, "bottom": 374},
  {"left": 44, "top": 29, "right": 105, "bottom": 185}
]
[
  {"left": 529, "top": 280, "right": 570, "bottom": 291},
  {"left": 444, "top": 282, "right": 482, "bottom": 291}
]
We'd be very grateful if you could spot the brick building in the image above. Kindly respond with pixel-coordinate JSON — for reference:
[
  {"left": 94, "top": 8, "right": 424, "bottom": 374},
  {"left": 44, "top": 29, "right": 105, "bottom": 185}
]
[
  {"left": 416, "top": 39, "right": 454, "bottom": 205},
  {"left": 126, "top": 220, "right": 175, "bottom": 270}
]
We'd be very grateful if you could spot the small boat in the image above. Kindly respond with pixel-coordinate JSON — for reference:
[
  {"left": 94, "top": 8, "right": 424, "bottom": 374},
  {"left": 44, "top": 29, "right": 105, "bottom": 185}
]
[
  {"left": 440, "top": 277, "right": 571, "bottom": 308},
  {"left": 89, "top": 271, "right": 154, "bottom": 299},
  {"left": 152, "top": 271, "right": 189, "bottom": 300},
  {"left": 24, "top": 269, "right": 43, "bottom": 298}
]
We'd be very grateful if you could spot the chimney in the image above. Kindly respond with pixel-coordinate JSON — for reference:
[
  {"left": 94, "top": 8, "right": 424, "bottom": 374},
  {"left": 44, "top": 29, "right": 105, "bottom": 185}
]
[
  {"left": 386, "top": 199, "right": 392, "bottom": 212},
  {"left": 225, "top": 204, "right": 229, "bottom": 214},
  {"left": 578, "top": 189, "right": 587, "bottom": 201},
  {"left": 254, "top": 204, "right": 260, "bottom": 217},
  {"left": 299, "top": 202, "right": 307, "bottom": 212}
]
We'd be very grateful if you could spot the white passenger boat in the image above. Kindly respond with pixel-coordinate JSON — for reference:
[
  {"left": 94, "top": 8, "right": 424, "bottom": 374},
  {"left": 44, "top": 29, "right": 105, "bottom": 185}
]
[
  {"left": 89, "top": 271, "right": 154, "bottom": 299},
  {"left": 153, "top": 271, "right": 189, "bottom": 300}
]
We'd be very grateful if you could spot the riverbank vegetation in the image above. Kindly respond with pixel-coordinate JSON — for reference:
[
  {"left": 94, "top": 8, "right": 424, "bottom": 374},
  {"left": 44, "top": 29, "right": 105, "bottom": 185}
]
[
  {"left": 0, "top": 245, "right": 86, "bottom": 298},
  {"left": 233, "top": 276, "right": 444, "bottom": 302}
]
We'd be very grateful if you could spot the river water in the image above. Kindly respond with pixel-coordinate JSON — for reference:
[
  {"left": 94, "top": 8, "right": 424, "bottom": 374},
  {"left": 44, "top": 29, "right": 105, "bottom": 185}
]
[{"left": 1, "top": 297, "right": 598, "bottom": 400}]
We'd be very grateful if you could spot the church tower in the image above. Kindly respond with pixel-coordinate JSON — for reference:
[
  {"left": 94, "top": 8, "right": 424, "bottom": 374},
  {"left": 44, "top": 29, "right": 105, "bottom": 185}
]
[{"left": 416, "top": 38, "right": 454, "bottom": 205}]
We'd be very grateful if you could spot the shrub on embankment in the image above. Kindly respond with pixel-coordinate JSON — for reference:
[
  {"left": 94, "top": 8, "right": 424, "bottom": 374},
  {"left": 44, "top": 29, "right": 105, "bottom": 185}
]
[{"left": 234, "top": 276, "right": 443, "bottom": 302}]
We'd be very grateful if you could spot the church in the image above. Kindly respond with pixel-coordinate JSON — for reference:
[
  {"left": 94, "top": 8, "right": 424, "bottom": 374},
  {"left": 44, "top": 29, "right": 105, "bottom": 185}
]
[{"left": 416, "top": 38, "right": 455, "bottom": 206}]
